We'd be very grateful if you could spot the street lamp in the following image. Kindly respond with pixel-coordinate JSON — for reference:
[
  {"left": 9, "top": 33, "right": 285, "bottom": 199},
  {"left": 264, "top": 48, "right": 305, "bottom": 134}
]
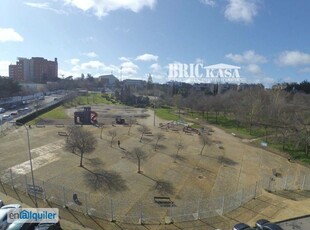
[{"left": 11, "top": 121, "right": 38, "bottom": 208}]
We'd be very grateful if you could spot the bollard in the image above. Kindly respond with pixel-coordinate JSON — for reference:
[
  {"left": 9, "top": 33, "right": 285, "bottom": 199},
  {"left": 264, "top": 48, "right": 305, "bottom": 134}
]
[
  {"left": 62, "top": 186, "right": 67, "bottom": 208},
  {"left": 110, "top": 199, "right": 115, "bottom": 222},
  {"left": 24, "top": 175, "right": 28, "bottom": 194}
]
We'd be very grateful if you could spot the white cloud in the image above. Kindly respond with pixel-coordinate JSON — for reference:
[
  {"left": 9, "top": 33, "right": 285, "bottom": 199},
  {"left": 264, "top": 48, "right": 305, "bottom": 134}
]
[
  {"left": 84, "top": 51, "right": 98, "bottom": 58},
  {"left": 119, "top": 56, "right": 131, "bottom": 62},
  {"left": 80, "top": 60, "right": 105, "bottom": 70},
  {"left": 224, "top": 0, "right": 261, "bottom": 24},
  {"left": 0, "top": 28, "right": 24, "bottom": 42},
  {"left": 200, "top": 0, "right": 216, "bottom": 7},
  {"left": 277, "top": 51, "right": 310, "bottom": 66},
  {"left": 0, "top": 61, "right": 11, "bottom": 76},
  {"left": 225, "top": 50, "right": 267, "bottom": 64},
  {"left": 121, "top": 61, "right": 139, "bottom": 76},
  {"left": 64, "top": 0, "right": 156, "bottom": 18},
  {"left": 135, "top": 53, "right": 158, "bottom": 62},
  {"left": 70, "top": 58, "right": 80, "bottom": 65},
  {"left": 246, "top": 64, "right": 261, "bottom": 74},
  {"left": 25, "top": 2, "right": 67, "bottom": 14},
  {"left": 63, "top": 60, "right": 119, "bottom": 78},
  {"left": 150, "top": 63, "right": 161, "bottom": 73}
]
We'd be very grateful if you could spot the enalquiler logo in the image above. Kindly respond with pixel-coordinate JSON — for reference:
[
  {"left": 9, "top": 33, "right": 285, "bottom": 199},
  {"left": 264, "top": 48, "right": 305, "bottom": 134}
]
[{"left": 7, "top": 208, "right": 59, "bottom": 223}]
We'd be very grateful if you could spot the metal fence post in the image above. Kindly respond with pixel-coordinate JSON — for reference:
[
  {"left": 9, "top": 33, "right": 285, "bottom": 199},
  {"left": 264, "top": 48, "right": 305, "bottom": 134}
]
[
  {"left": 10, "top": 168, "right": 14, "bottom": 188},
  {"left": 197, "top": 200, "right": 200, "bottom": 220},
  {"left": 139, "top": 202, "right": 143, "bottom": 225},
  {"left": 84, "top": 193, "right": 88, "bottom": 215},
  {"left": 42, "top": 181, "right": 47, "bottom": 201},
  {"left": 110, "top": 199, "right": 115, "bottom": 222},
  {"left": 0, "top": 177, "right": 7, "bottom": 195},
  {"left": 221, "top": 196, "right": 225, "bottom": 215},
  {"left": 284, "top": 176, "right": 288, "bottom": 190},
  {"left": 24, "top": 175, "right": 28, "bottom": 194},
  {"left": 301, "top": 174, "right": 306, "bottom": 190},
  {"left": 62, "top": 186, "right": 67, "bottom": 208}
]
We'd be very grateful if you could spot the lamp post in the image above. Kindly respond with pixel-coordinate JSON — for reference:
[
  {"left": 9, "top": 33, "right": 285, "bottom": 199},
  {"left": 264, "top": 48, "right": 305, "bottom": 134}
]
[{"left": 11, "top": 121, "right": 38, "bottom": 208}]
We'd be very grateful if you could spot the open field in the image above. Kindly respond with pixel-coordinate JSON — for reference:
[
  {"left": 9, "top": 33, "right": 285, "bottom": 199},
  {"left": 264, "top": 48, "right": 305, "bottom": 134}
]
[{"left": 1, "top": 104, "right": 310, "bottom": 226}]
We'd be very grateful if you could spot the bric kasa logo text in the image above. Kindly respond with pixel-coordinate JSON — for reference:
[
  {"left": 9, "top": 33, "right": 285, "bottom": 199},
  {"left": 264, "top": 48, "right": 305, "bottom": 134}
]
[
  {"left": 7, "top": 208, "right": 59, "bottom": 223},
  {"left": 168, "top": 63, "right": 244, "bottom": 83}
]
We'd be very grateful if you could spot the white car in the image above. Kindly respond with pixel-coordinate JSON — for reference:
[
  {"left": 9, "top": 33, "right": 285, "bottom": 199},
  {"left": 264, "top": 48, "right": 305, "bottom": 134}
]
[
  {"left": 0, "top": 204, "right": 21, "bottom": 209},
  {"left": 2, "top": 115, "right": 13, "bottom": 121},
  {"left": 0, "top": 209, "right": 13, "bottom": 230}
]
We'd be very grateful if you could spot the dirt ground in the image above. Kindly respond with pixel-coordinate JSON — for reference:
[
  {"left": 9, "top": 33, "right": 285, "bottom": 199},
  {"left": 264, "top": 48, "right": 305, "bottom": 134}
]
[{"left": 0, "top": 104, "right": 310, "bottom": 226}]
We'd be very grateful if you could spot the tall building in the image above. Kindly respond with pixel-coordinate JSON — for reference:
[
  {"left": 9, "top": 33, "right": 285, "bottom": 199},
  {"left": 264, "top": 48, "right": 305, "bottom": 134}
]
[{"left": 9, "top": 57, "right": 58, "bottom": 83}]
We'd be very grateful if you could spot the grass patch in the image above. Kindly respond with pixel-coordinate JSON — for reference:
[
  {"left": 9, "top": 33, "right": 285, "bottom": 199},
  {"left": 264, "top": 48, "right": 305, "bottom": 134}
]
[
  {"left": 155, "top": 108, "right": 179, "bottom": 121},
  {"left": 38, "top": 106, "right": 68, "bottom": 119},
  {"left": 27, "top": 106, "right": 69, "bottom": 125},
  {"left": 64, "top": 93, "right": 121, "bottom": 107}
]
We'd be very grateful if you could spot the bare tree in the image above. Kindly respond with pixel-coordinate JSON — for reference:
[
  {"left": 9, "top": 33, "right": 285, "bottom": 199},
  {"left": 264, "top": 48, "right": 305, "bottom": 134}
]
[
  {"left": 108, "top": 130, "right": 117, "bottom": 147},
  {"left": 66, "top": 126, "right": 97, "bottom": 167},
  {"left": 200, "top": 133, "right": 212, "bottom": 155},
  {"left": 174, "top": 140, "right": 186, "bottom": 162},
  {"left": 127, "top": 117, "right": 135, "bottom": 135},
  {"left": 154, "top": 132, "right": 165, "bottom": 151},
  {"left": 130, "top": 147, "right": 148, "bottom": 173},
  {"left": 138, "top": 124, "right": 149, "bottom": 142}
]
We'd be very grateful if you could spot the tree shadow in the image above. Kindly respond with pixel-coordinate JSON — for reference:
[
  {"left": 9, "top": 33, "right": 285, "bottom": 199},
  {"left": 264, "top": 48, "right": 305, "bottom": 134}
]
[
  {"left": 154, "top": 180, "right": 175, "bottom": 196},
  {"left": 153, "top": 144, "right": 167, "bottom": 151},
  {"left": 171, "top": 154, "right": 187, "bottom": 162},
  {"left": 83, "top": 167, "right": 128, "bottom": 192},
  {"left": 217, "top": 156, "right": 238, "bottom": 166},
  {"left": 85, "top": 157, "right": 104, "bottom": 168}
]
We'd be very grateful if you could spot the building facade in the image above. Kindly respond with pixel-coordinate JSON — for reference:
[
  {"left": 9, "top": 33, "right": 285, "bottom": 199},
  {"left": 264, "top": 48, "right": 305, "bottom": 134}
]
[{"left": 9, "top": 57, "right": 58, "bottom": 83}]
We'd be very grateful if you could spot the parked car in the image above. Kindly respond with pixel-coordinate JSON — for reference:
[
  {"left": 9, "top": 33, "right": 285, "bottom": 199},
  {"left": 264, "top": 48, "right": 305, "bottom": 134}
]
[
  {"left": 256, "top": 219, "right": 270, "bottom": 229},
  {"left": 261, "top": 223, "right": 284, "bottom": 230},
  {"left": 1, "top": 204, "right": 21, "bottom": 209},
  {"left": 232, "top": 223, "right": 255, "bottom": 230},
  {"left": 0, "top": 209, "right": 10, "bottom": 230},
  {"left": 35, "top": 221, "right": 61, "bottom": 230},
  {"left": 6, "top": 219, "right": 38, "bottom": 230},
  {"left": 0, "top": 108, "right": 5, "bottom": 113},
  {"left": 0, "top": 208, "right": 16, "bottom": 230}
]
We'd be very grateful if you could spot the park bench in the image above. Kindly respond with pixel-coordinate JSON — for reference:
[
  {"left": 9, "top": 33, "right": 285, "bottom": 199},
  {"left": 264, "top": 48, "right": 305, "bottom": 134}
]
[
  {"left": 154, "top": 196, "right": 172, "bottom": 205},
  {"left": 55, "top": 124, "right": 64, "bottom": 127},
  {"left": 58, "top": 131, "right": 68, "bottom": 136},
  {"left": 36, "top": 124, "right": 45, "bottom": 128}
]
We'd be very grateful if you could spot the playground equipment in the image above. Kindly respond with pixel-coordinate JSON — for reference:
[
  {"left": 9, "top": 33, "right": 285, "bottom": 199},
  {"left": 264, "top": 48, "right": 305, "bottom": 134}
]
[
  {"left": 115, "top": 115, "right": 125, "bottom": 124},
  {"left": 74, "top": 107, "right": 97, "bottom": 125}
]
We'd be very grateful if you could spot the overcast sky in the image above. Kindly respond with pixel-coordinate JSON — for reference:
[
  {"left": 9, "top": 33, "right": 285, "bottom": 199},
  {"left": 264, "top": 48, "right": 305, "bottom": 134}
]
[{"left": 1, "top": 0, "right": 310, "bottom": 86}]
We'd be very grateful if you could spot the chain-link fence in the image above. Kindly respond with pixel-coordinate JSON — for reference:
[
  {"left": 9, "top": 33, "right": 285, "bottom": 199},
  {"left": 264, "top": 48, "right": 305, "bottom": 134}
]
[{"left": 1, "top": 169, "right": 310, "bottom": 224}]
